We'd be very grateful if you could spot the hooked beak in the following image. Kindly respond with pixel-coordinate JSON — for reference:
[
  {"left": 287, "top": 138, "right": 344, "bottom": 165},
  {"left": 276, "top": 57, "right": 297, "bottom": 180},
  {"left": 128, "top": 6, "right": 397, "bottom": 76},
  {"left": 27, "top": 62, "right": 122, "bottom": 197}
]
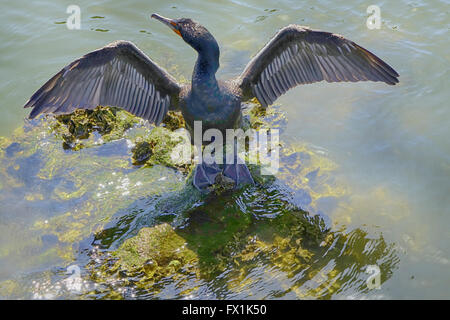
[{"left": 151, "top": 13, "right": 182, "bottom": 37}]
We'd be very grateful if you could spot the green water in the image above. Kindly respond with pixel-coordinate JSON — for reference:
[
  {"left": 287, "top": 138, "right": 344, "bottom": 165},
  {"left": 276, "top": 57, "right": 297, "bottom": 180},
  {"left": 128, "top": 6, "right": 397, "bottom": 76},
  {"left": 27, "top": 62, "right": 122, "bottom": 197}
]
[{"left": 0, "top": 0, "right": 449, "bottom": 299}]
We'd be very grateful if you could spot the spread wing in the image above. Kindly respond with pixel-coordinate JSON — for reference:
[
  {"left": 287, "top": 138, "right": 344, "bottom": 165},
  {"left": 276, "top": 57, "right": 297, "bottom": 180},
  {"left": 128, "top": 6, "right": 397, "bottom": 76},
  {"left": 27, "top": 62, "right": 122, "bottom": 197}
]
[
  {"left": 238, "top": 25, "right": 399, "bottom": 107},
  {"left": 24, "top": 40, "right": 181, "bottom": 125}
]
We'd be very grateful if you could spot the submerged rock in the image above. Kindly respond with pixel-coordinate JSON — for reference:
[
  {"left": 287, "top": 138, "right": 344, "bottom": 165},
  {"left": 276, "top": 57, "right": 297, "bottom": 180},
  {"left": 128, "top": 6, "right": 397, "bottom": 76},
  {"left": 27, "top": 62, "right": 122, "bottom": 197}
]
[
  {"left": 85, "top": 186, "right": 336, "bottom": 297},
  {"left": 115, "top": 224, "right": 197, "bottom": 273},
  {"left": 84, "top": 182, "right": 398, "bottom": 299}
]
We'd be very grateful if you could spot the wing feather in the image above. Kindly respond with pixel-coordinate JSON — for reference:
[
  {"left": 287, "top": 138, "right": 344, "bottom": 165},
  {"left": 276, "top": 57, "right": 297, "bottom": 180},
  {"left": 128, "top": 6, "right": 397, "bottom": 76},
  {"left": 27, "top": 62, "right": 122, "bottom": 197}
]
[
  {"left": 238, "top": 25, "right": 399, "bottom": 106},
  {"left": 25, "top": 40, "right": 181, "bottom": 125}
]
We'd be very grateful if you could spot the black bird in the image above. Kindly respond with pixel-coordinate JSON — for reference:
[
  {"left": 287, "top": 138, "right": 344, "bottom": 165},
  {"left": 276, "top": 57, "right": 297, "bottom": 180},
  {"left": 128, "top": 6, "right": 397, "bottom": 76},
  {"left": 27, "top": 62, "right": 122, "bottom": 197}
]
[{"left": 24, "top": 13, "right": 399, "bottom": 191}]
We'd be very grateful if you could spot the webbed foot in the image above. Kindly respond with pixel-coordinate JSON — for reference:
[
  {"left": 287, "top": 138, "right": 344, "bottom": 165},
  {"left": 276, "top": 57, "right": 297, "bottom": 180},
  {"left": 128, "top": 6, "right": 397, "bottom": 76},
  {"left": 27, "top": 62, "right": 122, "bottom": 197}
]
[
  {"left": 223, "top": 161, "right": 255, "bottom": 188},
  {"left": 193, "top": 161, "right": 222, "bottom": 192}
]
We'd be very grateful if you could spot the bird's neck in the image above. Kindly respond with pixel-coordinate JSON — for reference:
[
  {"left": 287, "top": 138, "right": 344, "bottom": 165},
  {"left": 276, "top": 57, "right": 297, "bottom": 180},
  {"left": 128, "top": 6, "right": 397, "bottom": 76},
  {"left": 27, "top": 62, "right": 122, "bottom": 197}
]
[{"left": 192, "top": 49, "right": 219, "bottom": 94}]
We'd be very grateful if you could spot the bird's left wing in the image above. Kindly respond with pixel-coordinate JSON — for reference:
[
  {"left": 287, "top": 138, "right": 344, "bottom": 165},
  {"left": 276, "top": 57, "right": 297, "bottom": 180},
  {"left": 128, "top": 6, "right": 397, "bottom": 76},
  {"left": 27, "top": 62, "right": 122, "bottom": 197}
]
[
  {"left": 237, "top": 25, "right": 399, "bottom": 107},
  {"left": 24, "top": 41, "right": 181, "bottom": 125}
]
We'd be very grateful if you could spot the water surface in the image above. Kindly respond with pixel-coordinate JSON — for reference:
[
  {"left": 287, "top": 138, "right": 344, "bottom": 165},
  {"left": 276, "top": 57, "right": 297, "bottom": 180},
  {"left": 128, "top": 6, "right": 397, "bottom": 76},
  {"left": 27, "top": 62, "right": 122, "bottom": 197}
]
[{"left": 0, "top": 0, "right": 449, "bottom": 299}]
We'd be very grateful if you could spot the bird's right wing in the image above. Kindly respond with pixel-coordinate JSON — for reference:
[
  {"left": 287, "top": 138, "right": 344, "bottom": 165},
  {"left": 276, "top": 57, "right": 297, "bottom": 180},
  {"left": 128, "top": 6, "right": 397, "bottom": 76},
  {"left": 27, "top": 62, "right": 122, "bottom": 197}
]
[
  {"left": 24, "top": 41, "right": 181, "bottom": 125},
  {"left": 237, "top": 25, "right": 399, "bottom": 107}
]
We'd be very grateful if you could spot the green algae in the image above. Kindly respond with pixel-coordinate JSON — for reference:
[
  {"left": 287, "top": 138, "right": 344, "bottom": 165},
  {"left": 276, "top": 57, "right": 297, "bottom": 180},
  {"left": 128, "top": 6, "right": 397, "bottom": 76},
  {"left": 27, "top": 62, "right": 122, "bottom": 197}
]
[
  {"left": 115, "top": 223, "right": 197, "bottom": 270},
  {"left": 162, "top": 111, "right": 186, "bottom": 131},
  {"left": 132, "top": 126, "right": 193, "bottom": 173},
  {"left": 86, "top": 224, "right": 199, "bottom": 297},
  {"left": 84, "top": 184, "right": 398, "bottom": 299},
  {"left": 52, "top": 106, "right": 139, "bottom": 150},
  {"left": 51, "top": 107, "right": 191, "bottom": 171},
  {"left": 84, "top": 190, "right": 327, "bottom": 297},
  {"left": 131, "top": 141, "right": 153, "bottom": 165}
]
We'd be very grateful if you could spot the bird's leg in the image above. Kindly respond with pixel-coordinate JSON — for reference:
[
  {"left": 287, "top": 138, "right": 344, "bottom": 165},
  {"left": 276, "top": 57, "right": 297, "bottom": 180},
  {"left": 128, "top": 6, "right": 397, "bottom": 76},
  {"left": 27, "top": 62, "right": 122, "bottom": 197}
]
[{"left": 222, "top": 139, "right": 255, "bottom": 188}]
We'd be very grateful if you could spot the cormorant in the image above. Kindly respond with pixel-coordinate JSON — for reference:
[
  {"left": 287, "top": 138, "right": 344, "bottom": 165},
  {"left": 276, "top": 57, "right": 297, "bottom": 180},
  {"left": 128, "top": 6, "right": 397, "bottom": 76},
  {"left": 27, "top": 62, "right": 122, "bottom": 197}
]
[{"left": 24, "top": 13, "right": 399, "bottom": 191}]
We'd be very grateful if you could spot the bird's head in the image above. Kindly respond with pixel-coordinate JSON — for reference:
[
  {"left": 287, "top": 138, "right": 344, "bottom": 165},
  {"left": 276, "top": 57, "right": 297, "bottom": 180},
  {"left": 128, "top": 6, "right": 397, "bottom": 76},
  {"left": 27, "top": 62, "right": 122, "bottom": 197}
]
[{"left": 151, "top": 14, "right": 219, "bottom": 59}]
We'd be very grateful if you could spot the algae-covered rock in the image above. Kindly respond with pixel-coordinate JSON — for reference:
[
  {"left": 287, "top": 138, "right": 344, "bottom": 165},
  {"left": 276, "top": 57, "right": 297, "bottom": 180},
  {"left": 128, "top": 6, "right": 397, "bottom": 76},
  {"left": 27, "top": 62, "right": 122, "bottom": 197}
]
[
  {"left": 52, "top": 106, "right": 191, "bottom": 172},
  {"left": 114, "top": 223, "right": 197, "bottom": 273},
  {"left": 132, "top": 126, "right": 193, "bottom": 173},
  {"left": 85, "top": 187, "right": 330, "bottom": 296},
  {"left": 246, "top": 100, "right": 287, "bottom": 132},
  {"left": 85, "top": 184, "right": 398, "bottom": 299},
  {"left": 86, "top": 223, "right": 200, "bottom": 297},
  {"left": 131, "top": 141, "right": 153, "bottom": 165},
  {"left": 53, "top": 106, "right": 139, "bottom": 150},
  {"left": 162, "top": 111, "right": 185, "bottom": 131}
]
